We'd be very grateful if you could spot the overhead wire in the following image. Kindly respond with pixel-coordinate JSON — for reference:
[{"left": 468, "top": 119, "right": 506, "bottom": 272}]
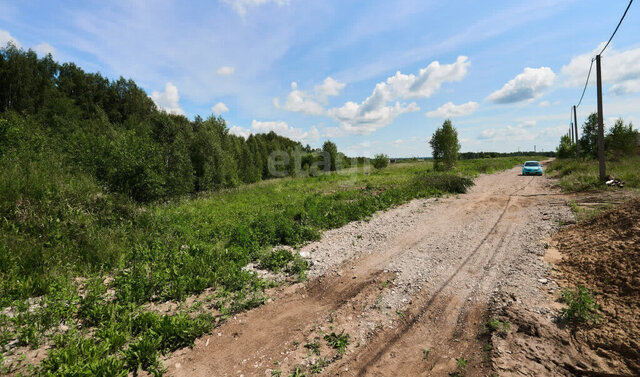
[
  {"left": 574, "top": 0, "right": 633, "bottom": 109},
  {"left": 599, "top": 0, "right": 633, "bottom": 55}
]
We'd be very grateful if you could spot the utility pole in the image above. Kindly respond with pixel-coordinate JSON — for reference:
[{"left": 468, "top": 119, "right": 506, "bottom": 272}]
[
  {"left": 570, "top": 123, "right": 574, "bottom": 143},
  {"left": 595, "top": 54, "right": 606, "bottom": 180},
  {"left": 573, "top": 105, "right": 580, "bottom": 159}
]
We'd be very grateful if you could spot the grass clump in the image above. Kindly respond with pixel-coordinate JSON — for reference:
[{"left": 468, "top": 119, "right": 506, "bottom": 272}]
[
  {"left": 560, "top": 285, "right": 601, "bottom": 324},
  {"left": 483, "top": 317, "right": 510, "bottom": 336},
  {"left": 324, "top": 330, "right": 350, "bottom": 355}
]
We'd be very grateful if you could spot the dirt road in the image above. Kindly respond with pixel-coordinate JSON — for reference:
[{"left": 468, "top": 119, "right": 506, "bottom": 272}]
[{"left": 165, "top": 163, "right": 572, "bottom": 376}]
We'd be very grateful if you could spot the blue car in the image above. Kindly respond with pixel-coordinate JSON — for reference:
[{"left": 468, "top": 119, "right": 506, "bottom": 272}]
[{"left": 522, "top": 161, "right": 543, "bottom": 176}]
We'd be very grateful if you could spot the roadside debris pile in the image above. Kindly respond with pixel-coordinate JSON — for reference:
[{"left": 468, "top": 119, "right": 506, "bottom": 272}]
[{"left": 605, "top": 175, "right": 625, "bottom": 188}]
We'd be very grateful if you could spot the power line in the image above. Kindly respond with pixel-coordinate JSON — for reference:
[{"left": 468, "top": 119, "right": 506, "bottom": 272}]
[
  {"left": 574, "top": 0, "right": 633, "bottom": 108},
  {"left": 575, "top": 58, "right": 594, "bottom": 108},
  {"left": 599, "top": 0, "right": 634, "bottom": 55}
]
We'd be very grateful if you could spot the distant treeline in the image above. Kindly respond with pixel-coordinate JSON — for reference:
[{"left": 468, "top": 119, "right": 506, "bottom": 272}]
[
  {"left": 0, "top": 44, "right": 351, "bottom": 203},
  {"left": 459, "top": 151, "right": 555, "bottom": 159}
]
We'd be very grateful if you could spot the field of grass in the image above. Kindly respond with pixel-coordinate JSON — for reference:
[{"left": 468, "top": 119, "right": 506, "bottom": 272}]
[
  {"left": 546, "top": 155, "right": 640, "bottom": 192},
  {"left": 0, "top": 156, "right": 540, "bottom": 376}
]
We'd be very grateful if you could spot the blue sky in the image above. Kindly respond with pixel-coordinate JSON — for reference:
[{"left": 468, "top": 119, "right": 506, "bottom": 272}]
[{"left": 1, "top": 0, "right": 639, "bottom": 157}]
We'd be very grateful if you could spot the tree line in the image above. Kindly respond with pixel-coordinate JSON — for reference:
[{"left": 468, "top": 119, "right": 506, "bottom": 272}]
[
  {"left": 557, "top": 113, "right": 638, "bottom": 160},
  {"left": 0, "top": 43, "right": 350, "bottom": 203}
]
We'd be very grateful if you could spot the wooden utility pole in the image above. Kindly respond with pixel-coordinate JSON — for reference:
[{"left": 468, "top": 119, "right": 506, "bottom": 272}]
[
  {"left": 595, "top": 55, "right": 606, "bottom": 180},
  {"left": 573, "top": 105, "right": 580, "bottom": 159},
  {"left": 570, "top": 123, "right": 574, "bottom": 143}
]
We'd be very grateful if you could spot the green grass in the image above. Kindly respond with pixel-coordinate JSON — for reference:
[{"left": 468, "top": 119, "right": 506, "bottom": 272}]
[
  {"left": 546, "top": 155, "right": 640, "bottom": 192},
  {"left": 0, "top": 157, "right": 542, "bottom": 375}
]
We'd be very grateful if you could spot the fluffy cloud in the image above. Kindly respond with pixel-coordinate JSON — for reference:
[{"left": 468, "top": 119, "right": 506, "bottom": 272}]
[
  {"left": 222, "top": 0, "right": 291, "bottom": 16},
  {"left": 486, "top": 67, "right": 555, "bottom": 104},
  {"left": 478, "top": 121, "right": 536, "bottom": 141},
  {"left": 33, "top": 42, "right": 56, "bottom": 57},
  {"left": 328, "top": 56, "right": 470, "bottom": 135},
  {"left": 229, "top": 125, "right": 252, "bottom": 138},
  {"left": 231, "top": 120, "right": 320, "bottom": 143},
  {"left": 216, "top": 66, "right": 235, "bottom": 75},
  {"left": 425, "top": 101, "right": 479, "bottom": 118},
  {"left": 0, "top": 30, "right": 21, "bottom": 48},
  {"left": 561, "top": 43, "right": 640, "bottom": 95},
  {"left": 538, "top": 100, "right": 550, "bottom": 107},
  {"left": 150, "top": 82, "right": 184, "bottom": 115},
  {"left": 274, "top": 77, "right": 345, "bottom": 115},
  {"left": 212, "top": 102, "right": 229, "bottom": 114}
]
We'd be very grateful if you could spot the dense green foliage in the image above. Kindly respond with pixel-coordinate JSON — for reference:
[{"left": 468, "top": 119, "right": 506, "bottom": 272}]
[
  {"left": 429, "top": 119, "right": 460, "bottom": 171},
  {"left": 578, "top": 113, "right": 600, "bottom": 159},
  {"left": 568, "top": 113, "right": 637, "bottom": 160},
  {"left": 606, "top": 118, "right": 638, "bottom": 159},
  {"left": 556, "top": 134, "right": 576, "bottom": 159},
  {"left": 372, "top": 153, "right": 389, "bottom": 169}
]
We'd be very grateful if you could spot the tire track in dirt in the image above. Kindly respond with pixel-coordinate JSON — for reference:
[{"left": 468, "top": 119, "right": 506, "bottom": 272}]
[
  {"left": 331, "top": 179, "right": 535, "bottom": 376},
  {"left": 165, "top": 167, "right": 564, "bottom": 377}
]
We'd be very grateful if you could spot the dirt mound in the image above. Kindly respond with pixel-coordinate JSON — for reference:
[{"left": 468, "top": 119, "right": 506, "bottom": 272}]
[
  {"left": 553, "top": 197, "right": 640, "bottom": 374},
  {"left": 556, "top": 197, "right": 640, "bottom": 298}
]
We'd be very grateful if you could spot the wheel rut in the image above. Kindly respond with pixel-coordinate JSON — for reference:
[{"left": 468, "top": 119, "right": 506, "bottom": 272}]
[{"left": 165, "top": 165, "right": 566, "bottom": 377}]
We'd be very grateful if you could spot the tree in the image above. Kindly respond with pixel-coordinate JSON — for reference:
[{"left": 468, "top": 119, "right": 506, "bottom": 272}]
[
  {"left": 372, "top": 154, "right": 389, "bottom": 169},
  {"left": 556, "top": 134, "right": 575, "bottom": 159},
  {"left": 579, "top": 113, "right": 599, "bottom": 159},
  {"left": 430, "top": 119, "right": 460, "bottom": 171},
  {"left": 322, "top": 140, "right": 338, "bottom": 171},
  {"left": 606, "top": 118, "right": 638, "bottom": 159}
]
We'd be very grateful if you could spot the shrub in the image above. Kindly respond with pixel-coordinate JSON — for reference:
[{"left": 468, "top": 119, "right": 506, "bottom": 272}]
[
  {"left": 560, "top": 285, "right": 601, "bottom": 324},
  {"left": 414, "top": 173, "right": 474, "bottom": 194},
  {"left": 372, "top": 154, "right": 389, "bottom": 169}
]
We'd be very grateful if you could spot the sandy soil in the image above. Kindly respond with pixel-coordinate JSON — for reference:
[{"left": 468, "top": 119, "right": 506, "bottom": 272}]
[
  {"left": 491, "top": 196, "right": 640, "bottom": 377},
  {"left": 164, "top": 163, "right": 575, "bottom": 377}
]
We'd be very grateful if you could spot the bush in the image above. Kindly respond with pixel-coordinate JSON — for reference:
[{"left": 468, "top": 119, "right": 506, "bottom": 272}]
[
  {"left": 556, "top": 134, "right": 575, "bottom": 159},
  {"left": 560, "top": 285, "right": 601, "bottom": 324},
  {"left": 372, "top": 154, "right": 389, "bottom": 169},
  {"left": 414, "top": 173, "right": 474, "bottom": 194}
]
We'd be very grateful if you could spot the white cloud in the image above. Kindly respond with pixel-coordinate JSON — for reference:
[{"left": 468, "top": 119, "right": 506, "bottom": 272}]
[
  {"left": 425, "top": 101, "right": 479, "bottom": 118},
  {"left": 150, "top": 82, "right": 184, "bottom": 115},
  {"left": 216, "top": 66, "right": 235, "bottom": 76},
  {"left": 274, "top": 77, "right": 345, "bottom": 115},
  {"left": 222, "top": 0, "right": 291, "bottom": 16},
  {"left": 250, "top": 120, "right": 320, "bottom": 143},
  {"left": 212, "top": 102, "right": 229, "bottom": 114},
  {"left": 0, "top": 29, "right": 21, "bottom": 48},
  {"left": 33, "top": 42, "right": 56, "bottom": 57},
  {"left": 610, "top": 78, "right": 640, "bottom": 96},
  {"left": 328, "top": 101, "right": 419, "bottom": 135},
  {"left": 322, "top": 126, "right": 347, "bottom": 138},
  {"left": 538, "top": 100, "right": 550, "bottom": 107},
  {"left": 478, "top": 121, "right": 537, "bottom": 141},
  {"left": 561, "top": 43, "right": 640, "bottom": 95},
  {"left": 314, "top": 77, "right": 346, "bottom": 101},
  {"left": 328, "top": 56, "right": 470, "bottom": 135},
  {"left": 229, "top": 125, "right": 252, "bottom": 138},
  {"left": 487, "top": 67, "right": 555, "bottom": 104}
]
